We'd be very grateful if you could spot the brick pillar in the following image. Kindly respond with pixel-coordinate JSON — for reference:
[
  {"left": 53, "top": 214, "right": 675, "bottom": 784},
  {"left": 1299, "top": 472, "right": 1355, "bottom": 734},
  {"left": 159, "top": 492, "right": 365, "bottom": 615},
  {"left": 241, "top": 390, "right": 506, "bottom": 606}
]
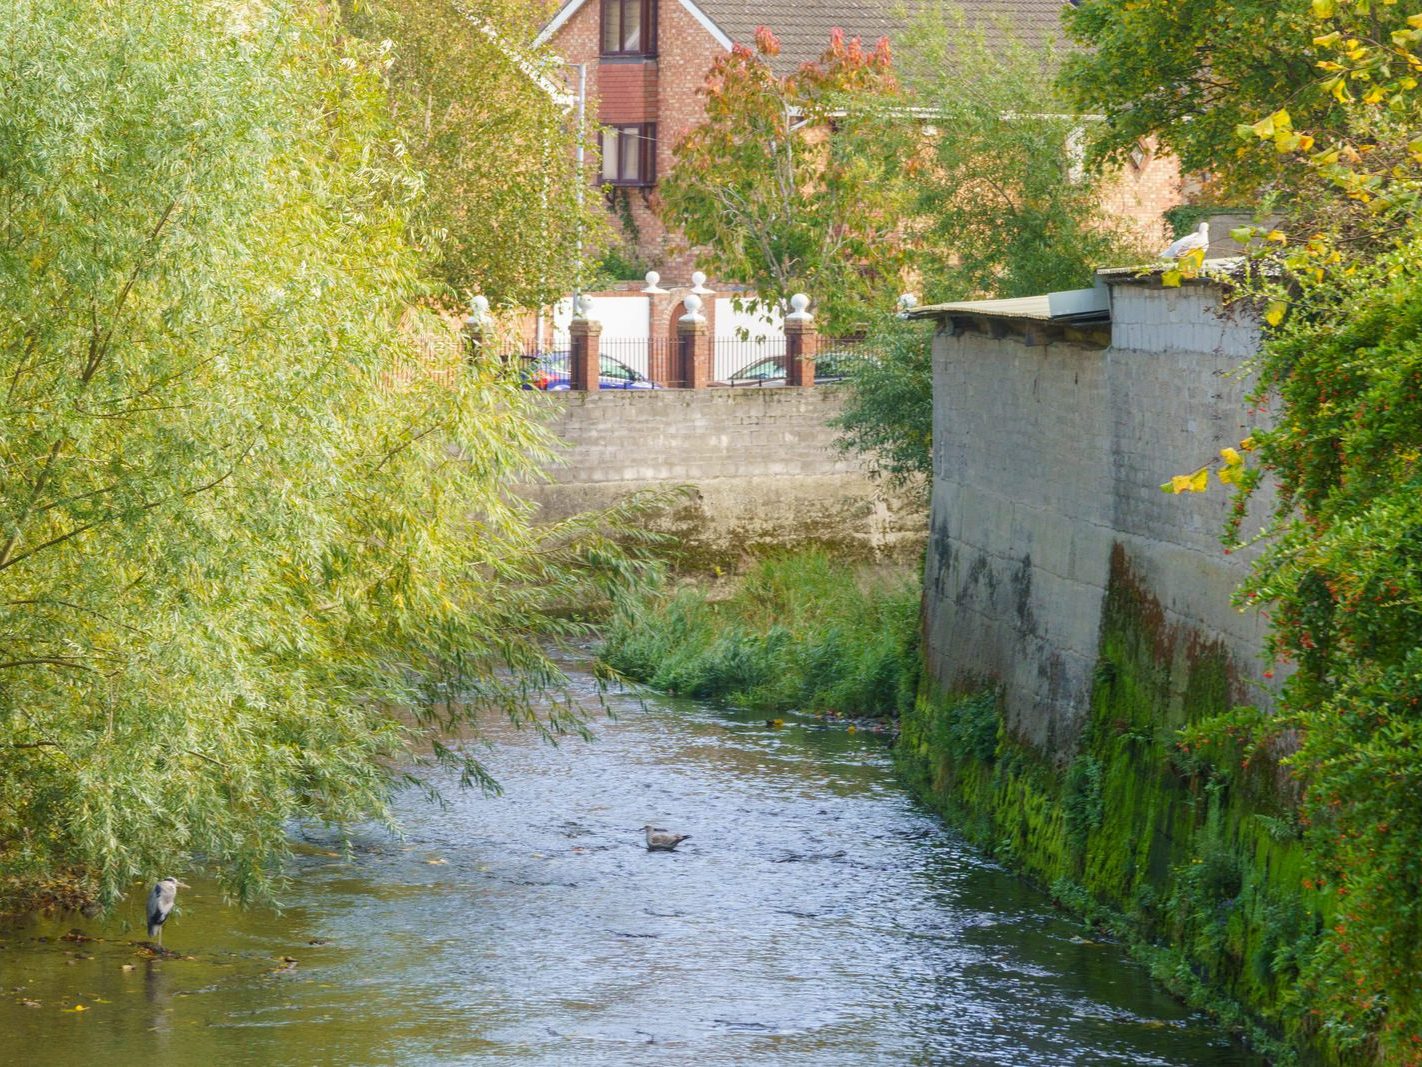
[
  {"left": 644, "top": 272, "right": 674, "bottom": 387},
  {"left": 677, "top": 293, "right": 710, "bottom": 388},
  {"left": 784, "top": 293, "right": 817, "bottom": 387},
  {"left": 570, "top": 316, "right": 602, "bottom": 392}
]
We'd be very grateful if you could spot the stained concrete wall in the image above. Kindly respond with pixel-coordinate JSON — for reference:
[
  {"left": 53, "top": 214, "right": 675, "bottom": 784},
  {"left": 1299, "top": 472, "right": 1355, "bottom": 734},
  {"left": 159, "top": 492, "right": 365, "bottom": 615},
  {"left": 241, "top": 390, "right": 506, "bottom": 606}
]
[
  {"left": 523, "top": 388, "right": 926, "bottom": 568},
  {"left": 924, "top": 276, "right": 1280, "bottom": 753}
]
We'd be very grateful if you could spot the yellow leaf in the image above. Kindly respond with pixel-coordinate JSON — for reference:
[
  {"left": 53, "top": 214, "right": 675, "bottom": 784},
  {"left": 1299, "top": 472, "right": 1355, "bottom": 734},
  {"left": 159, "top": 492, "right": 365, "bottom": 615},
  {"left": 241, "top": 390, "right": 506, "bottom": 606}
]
[
  {"left": 1313, "top": 31, "right": 1342, "bottom": 46},
  {"left": 1217, "top": 465, "right": 1242, "bottom": 486},
  {"left": 1313, "top": 0, "right": 1336, "bottom": 17},
  {"left": 1161, "top": 268, "right": 1183, "bottom": 288},
  {"left": 1265, "top": 301, "right": 1288, "bottom": 326},
  {"left": 1266, "top": 229, "right": 1288, "bottom": 243},
  {"left": 1409, "top": 13, "right": 1422, "bottom": 28},
  {"left": 1240, "top": 436, "right": 1258, "bottom": 452},
  {"left": 1220, "top": 447, "right": 1242, "bottom": 466},
  {"left": 1188, "top": 468, "right": 1209, "bottom": 493}
]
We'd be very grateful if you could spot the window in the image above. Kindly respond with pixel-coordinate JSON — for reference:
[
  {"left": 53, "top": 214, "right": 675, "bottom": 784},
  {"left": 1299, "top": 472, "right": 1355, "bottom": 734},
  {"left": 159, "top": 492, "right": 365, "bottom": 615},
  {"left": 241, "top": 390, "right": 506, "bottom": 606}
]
[
  {"left": 601, "top": 0, "right": 655, "bottom": 57},
  {"left": 600, "top": 124, "right": 656, "bottom": 186}
]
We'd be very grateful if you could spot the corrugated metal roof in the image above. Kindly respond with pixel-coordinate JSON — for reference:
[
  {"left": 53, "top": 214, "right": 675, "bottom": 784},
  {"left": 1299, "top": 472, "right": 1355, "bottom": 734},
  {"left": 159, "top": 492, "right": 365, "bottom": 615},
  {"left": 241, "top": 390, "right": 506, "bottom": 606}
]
[{"left": 909, "top": 285, "right": 1108, "bottom": 323}]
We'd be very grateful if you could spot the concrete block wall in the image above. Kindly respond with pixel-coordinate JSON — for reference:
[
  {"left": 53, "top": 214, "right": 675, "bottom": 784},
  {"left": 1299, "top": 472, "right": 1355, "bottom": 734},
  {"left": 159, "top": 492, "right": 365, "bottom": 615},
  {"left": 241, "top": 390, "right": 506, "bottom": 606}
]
[
  {"left": 521, "top": 387, "right": 926, "bottom": 566},
  {"left": 924, "top": 277, "right": 1278, "bottom": 753}
]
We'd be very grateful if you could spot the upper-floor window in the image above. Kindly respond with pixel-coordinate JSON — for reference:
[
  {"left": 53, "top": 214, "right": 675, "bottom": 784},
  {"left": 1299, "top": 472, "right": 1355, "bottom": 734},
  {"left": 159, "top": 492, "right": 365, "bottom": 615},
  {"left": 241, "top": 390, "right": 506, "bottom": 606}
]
[
  {"left": 601, "top": 124, "right": 656, "bottom": 186},
  {"left": 601, "top": 0, "right": 656, "bottom": 57}
]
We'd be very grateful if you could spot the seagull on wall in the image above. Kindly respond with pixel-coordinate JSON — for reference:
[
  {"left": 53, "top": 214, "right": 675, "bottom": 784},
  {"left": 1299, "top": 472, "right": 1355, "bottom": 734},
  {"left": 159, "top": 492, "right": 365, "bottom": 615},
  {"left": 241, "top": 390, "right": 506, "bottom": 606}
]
[{"left": 1161, "top": 221, "right": 1210, "bottom": 261}]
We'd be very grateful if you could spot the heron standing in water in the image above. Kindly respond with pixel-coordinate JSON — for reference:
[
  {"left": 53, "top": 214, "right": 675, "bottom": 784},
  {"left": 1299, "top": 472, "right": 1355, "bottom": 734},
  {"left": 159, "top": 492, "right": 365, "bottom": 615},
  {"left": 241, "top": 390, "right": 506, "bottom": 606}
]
[{"left": 146, "top": 877, "right": 189, "bottom": 945}]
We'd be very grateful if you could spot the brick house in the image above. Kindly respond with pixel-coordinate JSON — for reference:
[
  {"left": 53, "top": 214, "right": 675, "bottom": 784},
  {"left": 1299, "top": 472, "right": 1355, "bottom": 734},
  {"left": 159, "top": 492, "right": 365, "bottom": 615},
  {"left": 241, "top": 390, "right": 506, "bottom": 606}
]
[{"left": 534, "top": 0, "right": 1180, "bottom": 280}]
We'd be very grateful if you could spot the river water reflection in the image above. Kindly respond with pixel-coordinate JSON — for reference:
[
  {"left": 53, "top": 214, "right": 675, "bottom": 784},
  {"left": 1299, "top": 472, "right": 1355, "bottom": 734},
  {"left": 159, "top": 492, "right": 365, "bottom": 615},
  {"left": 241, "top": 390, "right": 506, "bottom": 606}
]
[{"left": 2, "top": 663, "right": 1262, "bottom": 1065}]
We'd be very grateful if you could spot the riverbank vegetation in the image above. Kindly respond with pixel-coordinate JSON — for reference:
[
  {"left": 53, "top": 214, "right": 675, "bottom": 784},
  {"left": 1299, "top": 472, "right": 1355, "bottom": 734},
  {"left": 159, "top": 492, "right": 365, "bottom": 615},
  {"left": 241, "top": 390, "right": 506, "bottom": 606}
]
[
  {"left": 600, "top": 552, "right": 920, "bottom": 718},
  {"left": 0, "top": 0, "right": 635, "bottom": 913}
]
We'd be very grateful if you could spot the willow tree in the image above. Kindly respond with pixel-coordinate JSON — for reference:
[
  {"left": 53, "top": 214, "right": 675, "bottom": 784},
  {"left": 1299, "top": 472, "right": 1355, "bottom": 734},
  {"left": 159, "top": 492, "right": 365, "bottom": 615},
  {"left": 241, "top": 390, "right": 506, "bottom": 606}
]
[
  {"left": 0, "top": 0, "right": 633, "bottom": 909},
  {"left": 342, "top": 0, "right": 605, "bottom": 306}
]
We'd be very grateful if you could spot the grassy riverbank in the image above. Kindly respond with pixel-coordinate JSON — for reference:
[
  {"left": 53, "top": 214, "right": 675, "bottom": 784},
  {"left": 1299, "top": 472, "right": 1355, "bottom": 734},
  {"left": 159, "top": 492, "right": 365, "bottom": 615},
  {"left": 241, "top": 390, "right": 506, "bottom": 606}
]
[{"left": 600, "top": 552, "right": 920, "bottom": 717}]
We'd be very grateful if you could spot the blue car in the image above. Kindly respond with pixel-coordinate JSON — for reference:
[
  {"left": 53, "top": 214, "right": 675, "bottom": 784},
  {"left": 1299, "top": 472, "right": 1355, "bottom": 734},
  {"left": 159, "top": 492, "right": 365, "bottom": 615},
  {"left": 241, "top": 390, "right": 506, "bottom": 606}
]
[{"left": 523, "top": 353, "right": 657, "bottom": 391}]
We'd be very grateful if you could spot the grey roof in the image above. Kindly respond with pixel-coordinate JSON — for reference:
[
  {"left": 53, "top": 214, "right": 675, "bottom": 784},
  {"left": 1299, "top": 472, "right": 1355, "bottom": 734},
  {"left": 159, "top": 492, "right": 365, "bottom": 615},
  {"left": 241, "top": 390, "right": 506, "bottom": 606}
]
[
  {"left": 908, "top": 285, "right": 1107, "bottom": 324},
  {"left": 695, "top": 0, "right": 1070, "bottom": 72}
]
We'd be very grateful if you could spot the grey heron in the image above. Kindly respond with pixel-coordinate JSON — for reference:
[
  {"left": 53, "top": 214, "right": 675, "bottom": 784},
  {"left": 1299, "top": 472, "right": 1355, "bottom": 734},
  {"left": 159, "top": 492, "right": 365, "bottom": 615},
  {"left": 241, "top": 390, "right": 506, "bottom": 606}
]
[
  {"left": 643, "top": 825, "right": 690, "bottom": 851},
  {"left": 145, "top": 877, "right": 190, "bottom": 945}
]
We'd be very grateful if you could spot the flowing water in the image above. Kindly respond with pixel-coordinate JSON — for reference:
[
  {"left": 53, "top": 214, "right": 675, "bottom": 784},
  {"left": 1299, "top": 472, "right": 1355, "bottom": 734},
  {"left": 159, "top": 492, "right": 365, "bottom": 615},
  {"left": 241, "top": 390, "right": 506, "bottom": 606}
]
[{"left": 2, "top": 662, "right": 1262, "bottom": 1065}]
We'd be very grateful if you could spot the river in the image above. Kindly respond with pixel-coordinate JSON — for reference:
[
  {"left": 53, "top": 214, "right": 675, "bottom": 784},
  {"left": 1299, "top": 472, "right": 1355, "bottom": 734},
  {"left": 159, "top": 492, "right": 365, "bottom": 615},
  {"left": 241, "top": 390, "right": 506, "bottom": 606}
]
[{"left": 1, "top": 660, "right": 1261, "bottom": 1065}]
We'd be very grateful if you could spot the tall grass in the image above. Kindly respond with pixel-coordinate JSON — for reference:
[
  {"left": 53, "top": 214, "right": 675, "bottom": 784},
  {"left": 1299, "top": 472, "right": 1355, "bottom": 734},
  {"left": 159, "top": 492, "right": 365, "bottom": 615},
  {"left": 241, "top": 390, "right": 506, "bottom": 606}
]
[{"left": 600, "top": 552, "right": 921, "bottom": 718}]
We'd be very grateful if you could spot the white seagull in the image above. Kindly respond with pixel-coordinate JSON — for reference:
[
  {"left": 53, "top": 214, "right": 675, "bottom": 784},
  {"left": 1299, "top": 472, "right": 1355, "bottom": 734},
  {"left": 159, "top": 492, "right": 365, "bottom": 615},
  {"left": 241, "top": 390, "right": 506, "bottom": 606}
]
[{"left": 1161, "top": 221, "right": 1210, "bottom": 261}]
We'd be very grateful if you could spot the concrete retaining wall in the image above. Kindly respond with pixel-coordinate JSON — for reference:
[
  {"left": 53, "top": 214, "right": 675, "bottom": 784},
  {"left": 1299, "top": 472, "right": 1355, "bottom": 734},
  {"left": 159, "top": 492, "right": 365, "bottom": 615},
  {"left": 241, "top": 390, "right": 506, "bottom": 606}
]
[
  {"left": 523, "top": 387, "right": 926, "bottom": 568},
  {"left": 924, "top": 276, "right": 1279, "bottom": 753}
]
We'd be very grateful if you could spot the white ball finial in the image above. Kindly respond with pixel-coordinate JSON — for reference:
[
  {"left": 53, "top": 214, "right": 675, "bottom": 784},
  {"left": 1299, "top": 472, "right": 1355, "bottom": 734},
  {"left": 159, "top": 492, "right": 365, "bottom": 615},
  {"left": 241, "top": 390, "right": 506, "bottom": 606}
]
[
  {"left": 785, "top": 292, "right": 813, "bottom": 322},
  {"left": 642, "top": 270, "right": 668, "bottom": 294},
  {"left": 466, "top": 293, "right": 491, "bottom": 327},
  {"left": 690, "top": 270, "right": 713, "bottom": 294},
  {"left": 679, "top": 292, "right": 706, "bottom": 324},
  {"left": 574, "top": 293, "right": 595, "bottom": 320}
]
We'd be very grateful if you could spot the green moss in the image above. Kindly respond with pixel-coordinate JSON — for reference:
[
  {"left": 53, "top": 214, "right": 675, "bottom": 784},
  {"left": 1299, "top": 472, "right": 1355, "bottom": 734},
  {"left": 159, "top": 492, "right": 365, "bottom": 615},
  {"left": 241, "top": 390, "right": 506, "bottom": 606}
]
[{"left": 899, "top": 544, "right": 1333, "bottom": 1063}]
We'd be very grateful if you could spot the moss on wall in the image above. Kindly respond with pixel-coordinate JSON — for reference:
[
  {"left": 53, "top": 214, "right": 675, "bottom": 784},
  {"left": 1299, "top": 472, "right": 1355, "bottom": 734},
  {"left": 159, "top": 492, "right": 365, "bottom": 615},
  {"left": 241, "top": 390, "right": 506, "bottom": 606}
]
[{"left": 901, "top": 544, "right": 1330, "bottom": 1062}]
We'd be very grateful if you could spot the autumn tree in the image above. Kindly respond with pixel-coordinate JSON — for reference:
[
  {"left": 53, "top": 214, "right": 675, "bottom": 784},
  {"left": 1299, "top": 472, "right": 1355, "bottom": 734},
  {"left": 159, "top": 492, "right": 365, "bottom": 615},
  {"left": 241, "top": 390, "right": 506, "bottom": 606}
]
[
  {"left": 659, "top": 28, "right": 911, "bottom": 333},
  {"left": 0, "top": 0, "right": 641, "bottom": 910}
]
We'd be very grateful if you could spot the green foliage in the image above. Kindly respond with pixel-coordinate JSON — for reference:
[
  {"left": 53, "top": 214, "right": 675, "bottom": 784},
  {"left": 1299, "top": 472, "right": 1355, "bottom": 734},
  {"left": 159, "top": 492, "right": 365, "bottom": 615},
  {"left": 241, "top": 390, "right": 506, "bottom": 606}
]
[
  {"left": 1231, "top": 237, "right": 1422, "bottom": 1058},
  {"left": 830, "top": 319, "right": 935, "bottom": 489},
  {"left": 0, "top": 0, "right": 645, "bottom": 909},
  {"left": 899, "top": 4, "right": 1148, "bottom": 300},
  {"left": 659, "top": 28, "right": 912, "bottom": 333},
  {"left": 342, "top": 0, "right": 603, "bottom": 307},
  {"left": 1061, "top": 0, "right": 1333, "bottom": 198},
  {"left": 600, "top": 552, "right": 921, "bottom": 717},
  {"left": 1063, "top": 754, "right": 1104, "bottom": 849}
]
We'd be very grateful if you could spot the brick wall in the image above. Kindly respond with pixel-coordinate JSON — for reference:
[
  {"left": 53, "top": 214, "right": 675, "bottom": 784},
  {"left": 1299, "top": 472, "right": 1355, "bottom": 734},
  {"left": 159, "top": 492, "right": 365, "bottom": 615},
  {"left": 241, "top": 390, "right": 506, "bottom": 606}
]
[
  {"left": 550, "top": 0, "right": 726, "bottom": 280},
  {"left": 521, "top": 387, "right": 926, "bottom": 567},
  {"left": 1097, "top": 137, "right": 1180, "bottom": 252},
  {"left": 923, "top": 275, "right": 1278, "bottom": 753}
]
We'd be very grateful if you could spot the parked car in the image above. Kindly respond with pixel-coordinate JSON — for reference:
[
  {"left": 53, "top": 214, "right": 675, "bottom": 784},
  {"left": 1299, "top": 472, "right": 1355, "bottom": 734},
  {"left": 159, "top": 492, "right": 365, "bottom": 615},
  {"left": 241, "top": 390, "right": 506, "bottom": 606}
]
[
  {"left": 522, "top": 353, "right": 658, "bottom": 391},
  {"left": 717, "top": 350, "right": 868, "bottom": 387}
]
